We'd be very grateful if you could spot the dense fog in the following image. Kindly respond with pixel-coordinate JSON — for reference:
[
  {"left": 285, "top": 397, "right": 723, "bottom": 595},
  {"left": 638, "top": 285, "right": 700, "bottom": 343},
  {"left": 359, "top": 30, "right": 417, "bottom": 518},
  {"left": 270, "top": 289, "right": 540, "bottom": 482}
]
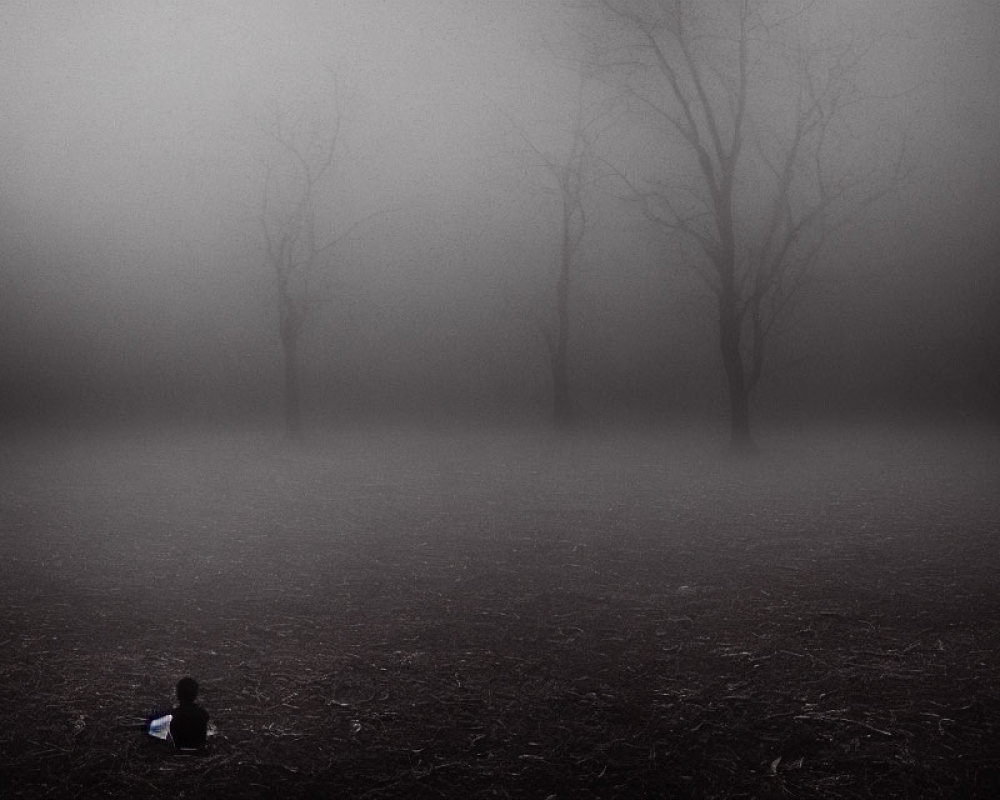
[{"left": 2, "top": 0, "right": 998, "bottom": 436}]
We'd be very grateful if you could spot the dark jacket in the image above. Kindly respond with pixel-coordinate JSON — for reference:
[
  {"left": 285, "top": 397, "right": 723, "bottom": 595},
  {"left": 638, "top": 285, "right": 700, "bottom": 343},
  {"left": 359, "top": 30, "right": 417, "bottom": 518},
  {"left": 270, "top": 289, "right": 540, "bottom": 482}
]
[{"left": 169, "top": 701, "right": 209, "bottom": 749}]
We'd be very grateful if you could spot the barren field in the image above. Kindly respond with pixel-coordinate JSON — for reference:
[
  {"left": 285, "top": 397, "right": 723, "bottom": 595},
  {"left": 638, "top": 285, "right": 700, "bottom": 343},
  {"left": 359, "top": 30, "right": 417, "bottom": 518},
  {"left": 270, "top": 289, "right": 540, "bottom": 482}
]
[{"left": 1, "top": 424, "right": 998, "bottom": 798}]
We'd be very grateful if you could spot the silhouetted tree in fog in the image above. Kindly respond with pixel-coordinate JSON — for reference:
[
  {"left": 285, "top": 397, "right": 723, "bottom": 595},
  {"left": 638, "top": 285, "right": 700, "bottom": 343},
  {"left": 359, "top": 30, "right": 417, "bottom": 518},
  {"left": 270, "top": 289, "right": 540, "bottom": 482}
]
[
  {"left": 505, "top": 83, "right": 608, "bottom": 429},
  {"left": 583, "top": 0, "right": 907, "bottom": 450},
  {"left": 258, "top": 85, "right": 360, "bottom": 437}
]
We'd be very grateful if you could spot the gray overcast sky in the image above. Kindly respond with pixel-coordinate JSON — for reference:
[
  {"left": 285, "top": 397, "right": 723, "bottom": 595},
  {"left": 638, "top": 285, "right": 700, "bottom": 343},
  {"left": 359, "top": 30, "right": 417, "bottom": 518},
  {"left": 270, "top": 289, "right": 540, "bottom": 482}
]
[
  {"left": 2, "top": 2, "right": 563, "bottom": 250},
  {"left": 2, "top": 0, "right": 996, "bottom": 259},
  {"left": 1, "top": 1, "right": 998, "bottom": 422}
]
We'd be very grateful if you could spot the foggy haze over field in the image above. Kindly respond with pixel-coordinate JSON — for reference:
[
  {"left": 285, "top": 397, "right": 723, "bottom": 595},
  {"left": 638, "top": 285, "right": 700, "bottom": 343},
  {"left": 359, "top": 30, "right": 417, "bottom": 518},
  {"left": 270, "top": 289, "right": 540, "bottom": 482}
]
[
  {"left": 2, "top": 0, "right": 998, "bottom": 435},
  {"left": 4, "top": 7, "right": 1000, "bottom": 793}
]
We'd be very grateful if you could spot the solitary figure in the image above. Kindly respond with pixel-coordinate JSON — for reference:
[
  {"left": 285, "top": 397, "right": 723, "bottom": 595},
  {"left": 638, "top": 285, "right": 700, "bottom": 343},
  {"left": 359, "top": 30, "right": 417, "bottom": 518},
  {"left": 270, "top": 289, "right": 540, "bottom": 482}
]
[
  {"left": 148, "top": 676, "right": 210, "bottom": 750},
  {"left": 169, "top": 676, "right": 210, "bottom": 750}
]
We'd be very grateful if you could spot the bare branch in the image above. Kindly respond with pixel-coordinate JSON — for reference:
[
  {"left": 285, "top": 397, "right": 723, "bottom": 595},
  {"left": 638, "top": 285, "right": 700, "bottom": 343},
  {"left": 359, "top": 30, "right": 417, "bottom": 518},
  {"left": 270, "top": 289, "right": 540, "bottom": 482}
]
[{"left": 575, "top": 0, "right": 910, "bottom": 445}]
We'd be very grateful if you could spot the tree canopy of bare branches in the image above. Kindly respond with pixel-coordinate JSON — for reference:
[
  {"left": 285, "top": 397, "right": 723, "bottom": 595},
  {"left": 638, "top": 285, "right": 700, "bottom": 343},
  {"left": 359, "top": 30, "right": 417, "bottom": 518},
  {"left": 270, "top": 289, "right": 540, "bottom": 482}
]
[
  {"left": 504, "top": 82, "right": 612, "bottom": 428},
  {"left": 258, "top": 81, "right": 384, "bottom": 437},
  {"left": 582, "top": 0, "right": 908, "bottom": 449}
]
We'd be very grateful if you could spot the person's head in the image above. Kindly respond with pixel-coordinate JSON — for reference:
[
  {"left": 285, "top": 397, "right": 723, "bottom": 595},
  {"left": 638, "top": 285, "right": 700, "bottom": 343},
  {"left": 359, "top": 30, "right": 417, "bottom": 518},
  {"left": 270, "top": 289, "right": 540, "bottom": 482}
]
[{"left": 176, "top": 676, "right": 199, "bottom": 704}]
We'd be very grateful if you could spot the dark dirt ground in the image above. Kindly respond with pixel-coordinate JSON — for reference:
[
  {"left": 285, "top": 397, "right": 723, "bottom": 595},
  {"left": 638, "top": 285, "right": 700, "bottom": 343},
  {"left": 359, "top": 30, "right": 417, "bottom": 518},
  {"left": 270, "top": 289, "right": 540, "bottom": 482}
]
[{"left": 1, "top": 423, "right": 998, "bottom": 799}]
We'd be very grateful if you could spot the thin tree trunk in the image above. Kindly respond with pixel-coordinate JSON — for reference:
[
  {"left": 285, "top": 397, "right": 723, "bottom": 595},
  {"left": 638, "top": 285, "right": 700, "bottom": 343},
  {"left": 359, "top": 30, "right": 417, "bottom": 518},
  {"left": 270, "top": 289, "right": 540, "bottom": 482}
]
[
  {"left": 728, "top": 380, "right": 753, "bottom": 452},
  {"left": 281, "top": 330, "right": 301, "bottom": 439},
  {"left": 552, "top": 213, "right": 574, "bottom": 429},
  {"left": 714, "top": 177, "right": 755, "bottom": 452},
  {"left": 551, "top": 344, "right": 572, "bottom": 429},
  {"left": 718, "top": 292, "right": 754, "bottom": 452}
]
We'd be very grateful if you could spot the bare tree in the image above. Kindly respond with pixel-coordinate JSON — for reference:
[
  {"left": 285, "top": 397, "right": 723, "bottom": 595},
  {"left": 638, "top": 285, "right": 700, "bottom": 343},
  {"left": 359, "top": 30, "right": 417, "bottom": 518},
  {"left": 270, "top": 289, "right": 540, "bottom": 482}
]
[
  {"left": 258, "top": 86, "right": 372, "bottom": 437},
  {"left": 505, "top": 83, "right": 608, "bottom": 429},
  {"left": 582, "top": 0, "right": 907, "bottom": 450}
]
